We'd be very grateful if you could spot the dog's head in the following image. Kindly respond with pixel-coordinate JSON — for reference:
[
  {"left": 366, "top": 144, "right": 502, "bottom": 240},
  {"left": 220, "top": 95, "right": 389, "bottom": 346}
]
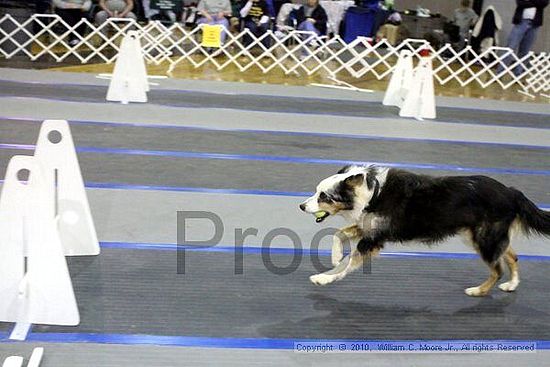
[{"left": 299, "top": 165, "right": 381, "bottom": 223}]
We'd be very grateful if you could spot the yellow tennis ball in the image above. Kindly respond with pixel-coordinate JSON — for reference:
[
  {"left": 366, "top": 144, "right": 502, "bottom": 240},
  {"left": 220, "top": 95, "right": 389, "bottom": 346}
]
[{"left": 315, "top": 211, "right": 327, "bottom": 218}]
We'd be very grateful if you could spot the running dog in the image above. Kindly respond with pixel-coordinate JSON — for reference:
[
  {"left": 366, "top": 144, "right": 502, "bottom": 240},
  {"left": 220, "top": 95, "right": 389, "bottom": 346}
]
[{"left": 299, "top": 165, "right": 550, "bottom": 296}]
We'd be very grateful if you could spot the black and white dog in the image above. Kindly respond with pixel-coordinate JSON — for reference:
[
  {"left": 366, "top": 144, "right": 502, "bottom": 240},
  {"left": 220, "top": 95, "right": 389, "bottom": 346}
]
[{"left": 299, "top": 165, "right": 550, "bottom": 296}]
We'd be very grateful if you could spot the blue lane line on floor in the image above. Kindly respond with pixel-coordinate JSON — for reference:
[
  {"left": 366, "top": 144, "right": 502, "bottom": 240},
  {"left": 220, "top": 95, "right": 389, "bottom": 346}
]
[
  {"left": 0, "top": 179, "right": 312, "bottom": 197},
  {"left": 8, "top": 332, "right": 549, "bottom": 350},
  {"left": 100, "top": 241, "right": 550, "bottom": 262},
  {"left": 1, "top": 116, "right": 549, "bottom": 150},
  {"left": 2, "top": 143, "right": 549, "bottom": 176}
]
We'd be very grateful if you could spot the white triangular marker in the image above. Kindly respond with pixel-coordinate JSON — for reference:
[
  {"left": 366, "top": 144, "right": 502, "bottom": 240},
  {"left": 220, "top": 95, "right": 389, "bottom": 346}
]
[
  {"left": 383, "top": 50, "right": 413, "bottom": 108},
  {"left": 106, "top": 30, "right": 148, "bottom": 104},
  {"left": 34, "top": 120, "right": 100, "bottom": 256},
  {"left": 0, "top": 156, "right": 79, "bottom": 326},
  {"left": 399, "top": 57, "right": 436, "bottom": 120}
]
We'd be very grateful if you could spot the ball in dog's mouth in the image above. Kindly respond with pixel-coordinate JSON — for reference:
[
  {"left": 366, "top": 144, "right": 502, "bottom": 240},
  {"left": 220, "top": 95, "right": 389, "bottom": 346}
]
[{"left": 314, "top": 211, "right": 329, "bottom": 223}]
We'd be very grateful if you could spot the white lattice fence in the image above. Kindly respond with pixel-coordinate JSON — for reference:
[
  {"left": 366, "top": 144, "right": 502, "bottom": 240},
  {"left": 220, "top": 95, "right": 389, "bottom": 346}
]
[{"left": 1, "top": 14, "right": 549, "bottom": 96}]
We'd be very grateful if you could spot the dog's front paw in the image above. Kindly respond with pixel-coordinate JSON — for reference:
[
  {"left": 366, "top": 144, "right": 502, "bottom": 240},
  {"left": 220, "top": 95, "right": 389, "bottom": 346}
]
[
  {"left": 310, "top": 273, "right": 336, "bottom": 286},
  {"left": 498, "top": 280, "right": 519, "bottom": 292}
]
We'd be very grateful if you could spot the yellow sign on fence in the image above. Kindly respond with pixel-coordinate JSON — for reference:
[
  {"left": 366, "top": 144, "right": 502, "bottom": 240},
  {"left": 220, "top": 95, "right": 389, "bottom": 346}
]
[{"left": 201, "top": 25, "right": 222, "bottom": 48}]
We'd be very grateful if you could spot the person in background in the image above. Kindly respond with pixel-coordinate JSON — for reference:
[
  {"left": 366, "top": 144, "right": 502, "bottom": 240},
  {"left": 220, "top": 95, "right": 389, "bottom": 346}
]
[
  {"left": 296, "top": 0, "right": 327, "bottom": 39},
  {"left": 142, "top": 0, "right": 177, "bottom": 23},
  {"left": 35, "top": 0, "right": 53, "bottom": 34},
  {"left": 453, "top": 0, "right": 478, "bottom": 49},
  {"left": 197, "top": 0, "right": 232, "bottom": 43},
  {"left": 501, "top": 0, "right": 548, "bottom": 75},
  {"left": 294, "top": 0, "right": 326, "bottom": 59},
  {"left": 240, "top": 0, "right": 270, "bottom": 46},
  {"left": 36, "top": 0, "right": 52, "bottom": 14},
  {"left": 52, "top": 0, "right": 91, "bottom": 46},
  {"left": 470, "top": 5, "right": 502, "bottom": 54},
  {"left": 382, "top": 0, "right": 394, "bottom": 10},
  {"left": 230, "top": 0, "right": 245, "bottom": 33},
  {"left": 95, "top": 0, "right": 137, "bottom": 30}
]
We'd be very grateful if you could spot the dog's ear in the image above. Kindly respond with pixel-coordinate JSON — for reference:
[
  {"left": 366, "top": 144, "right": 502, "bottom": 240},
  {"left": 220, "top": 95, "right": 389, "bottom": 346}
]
[
  {"left": 366, "top": 171, "right": 376, "bottom": 190},
  {"left": 365, "top": 166, "right": 379, "bottom": 190},
  {"left": 344, "top": 173, "right": 364, "bottom": 187},
  {"left": 337, "top": 165, "right": 353, "bottom": 174}
]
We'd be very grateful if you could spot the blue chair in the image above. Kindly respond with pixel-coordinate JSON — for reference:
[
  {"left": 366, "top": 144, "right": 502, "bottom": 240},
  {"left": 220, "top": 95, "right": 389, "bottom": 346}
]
[
  {"left": 343, "top": 6, "right": 377, "bottom": 43},
  {"left": 355, "top": 0, "right": 378, "bottom": 8}
]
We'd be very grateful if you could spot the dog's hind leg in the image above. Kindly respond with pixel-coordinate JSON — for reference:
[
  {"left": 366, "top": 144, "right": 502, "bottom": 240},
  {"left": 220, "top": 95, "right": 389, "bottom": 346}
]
[
  {"left": 465, "top": 222, "right": 510, "bottom": 297},
  {"left": 465, "top": 260, "right": 504, "bottom": 297},
  {"left": 498, "top": 246, "right": 520, "bottom": 292},
  {"left": 332, "top": 225, "right": 362, "bottom": 267}
]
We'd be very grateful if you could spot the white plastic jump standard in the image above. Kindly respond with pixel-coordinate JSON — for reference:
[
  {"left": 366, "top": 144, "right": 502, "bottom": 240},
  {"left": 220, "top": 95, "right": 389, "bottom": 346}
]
[
  {"left": 383, "top": 50, "right": 413, "bottom": 108},
  {"left": 27, "top": 347, "right": 44, "bottom": 367},
  {"left": 34, "top": 120, "right": 100, "bottom": 256},
  {"left": 2, "top": 356, "right": 23, "bottom": 367},
  {"left": 2, "top": 347, "right": 44, "bottom": 367},
  {"left": 400, "top": 57, "right": 436, "bottom": 120},
  {"left": 106, "top": 30, "right": 149, "bottom": 104},
  {"left": 0, "top": 156, "right": 79, "bottom": 326}
]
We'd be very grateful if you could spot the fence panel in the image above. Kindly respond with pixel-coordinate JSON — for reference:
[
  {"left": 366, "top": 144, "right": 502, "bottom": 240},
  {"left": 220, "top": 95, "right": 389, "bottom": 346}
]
[{"left": 0, "top": 14, "right": 548, "bottom": 97}]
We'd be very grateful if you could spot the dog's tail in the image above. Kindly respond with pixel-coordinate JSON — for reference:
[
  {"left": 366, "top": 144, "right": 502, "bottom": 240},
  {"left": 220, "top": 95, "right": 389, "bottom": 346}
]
[{"left": 513, "top": 189, "right": 550, "bottom": 237}]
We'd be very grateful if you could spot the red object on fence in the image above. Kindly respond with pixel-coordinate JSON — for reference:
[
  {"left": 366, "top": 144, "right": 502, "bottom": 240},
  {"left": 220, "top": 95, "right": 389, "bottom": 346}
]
[{"left": 419, "top": 48, "right": 431, "bottom": 57}]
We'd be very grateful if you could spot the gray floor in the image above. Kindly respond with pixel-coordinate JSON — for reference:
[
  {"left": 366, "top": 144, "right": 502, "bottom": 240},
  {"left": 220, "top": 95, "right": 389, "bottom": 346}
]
[
  {"left": 1, "top": 118, "right": 549, "bottom": 170},
  {"left": 1, "top": 80, "right": 549, "bottom": 128},
  {"left": 0, "top": 68, "right": 549, "bottom": 366},
  {"left": 1, "top": 96, "right": 549, "bottom": 147},
  {"left": 13, "top": 249, "right": 550, "bottom": 340},
  {"left": 0, "top": 67, "right": 548, "bottom": 115},
  {"left": 0, "top": 148, "right": 548, "bottom": 202},
  {"left": 87, "top": 188, "right": 550, "bottom": 256}
]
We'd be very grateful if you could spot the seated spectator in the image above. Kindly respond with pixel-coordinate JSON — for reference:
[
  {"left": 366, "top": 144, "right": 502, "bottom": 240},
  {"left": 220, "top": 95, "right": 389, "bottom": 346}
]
[
  {"left": 240, "top": 0, "right": 270, "bottom": 46},
  {"left": 181, "top": 3, "right": 201, "bottom": 27},
  {"left": 95, "top": 0, "right": 137, "bottom": 31},
  {"left": 197, "top": 0, "right": 232, "bottom": 43},
  {"left": 37, "top": 0, "right": 52, "bottom": 14},
  {"left": 52, "top": 0, "right": 92, "bottom": 46},
  {"left": 142, "top": 0, "right": 177, "bottom": 23},
  {"left": 230, "top": 0, "right": 245, "bottom": 33},
  {"left": 35, "top": 0, "right": 53, "bottom": 34},
  {"left": 296, "top": 0, "right": 327, "bottom": 37},
  {"left": 453, "top": 0, "right": 478, "bottom": 49}
]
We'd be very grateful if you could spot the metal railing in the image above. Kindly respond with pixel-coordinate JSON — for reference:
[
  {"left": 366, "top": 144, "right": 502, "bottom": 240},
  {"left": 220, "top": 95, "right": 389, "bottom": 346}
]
[{"left": 1, "top": 14, "right": 548, "bottom": 97}]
